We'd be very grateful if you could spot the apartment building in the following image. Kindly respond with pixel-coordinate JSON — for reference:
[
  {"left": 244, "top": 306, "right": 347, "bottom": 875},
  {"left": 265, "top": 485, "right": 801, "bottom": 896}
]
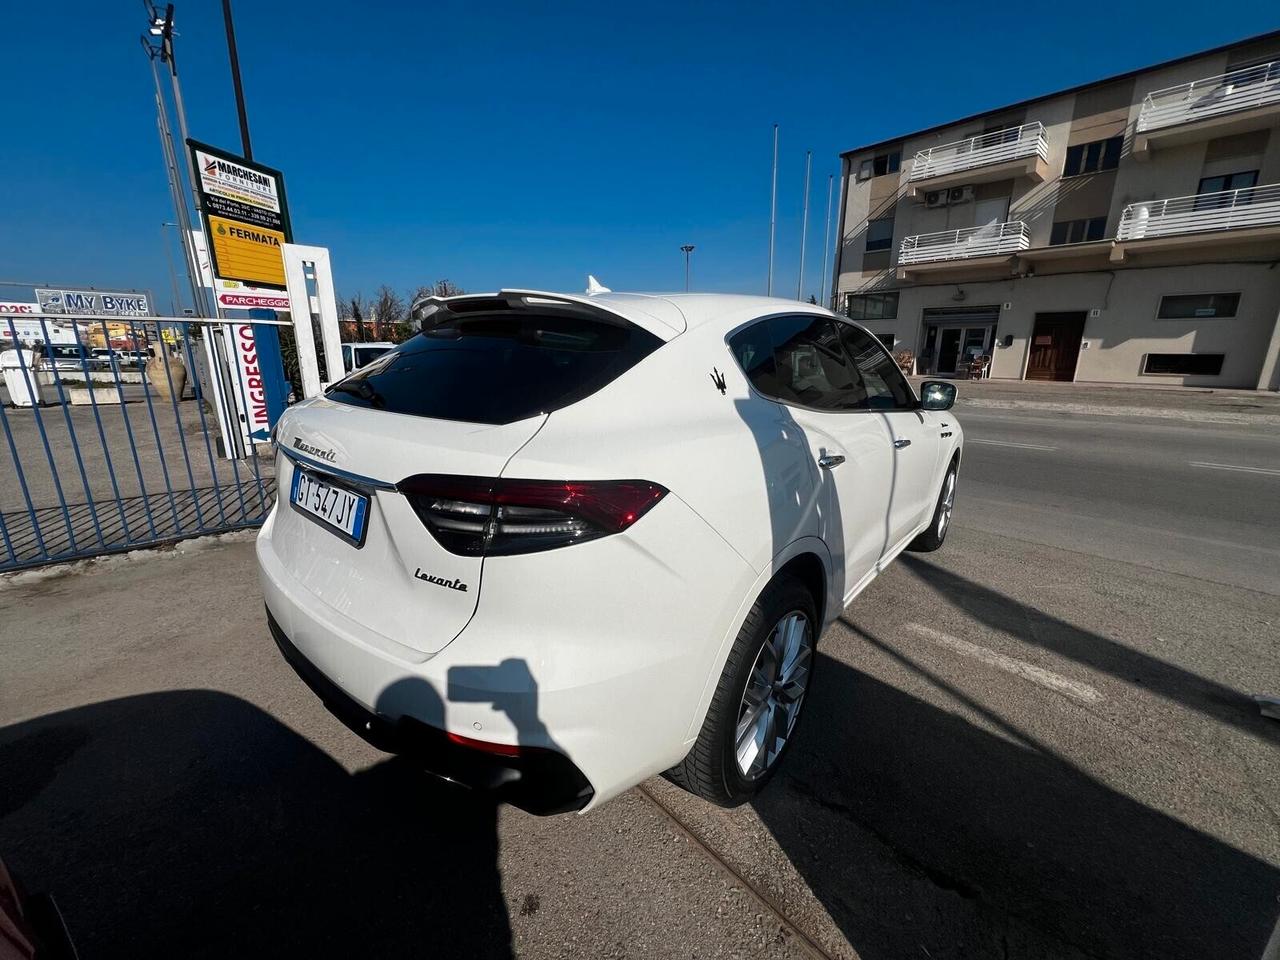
[{"left": 834, "top": 31, "right": 1280, "bottom": 389}]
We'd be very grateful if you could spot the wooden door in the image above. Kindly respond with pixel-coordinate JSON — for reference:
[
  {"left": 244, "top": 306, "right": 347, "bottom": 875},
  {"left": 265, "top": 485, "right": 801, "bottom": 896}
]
[{"left": 1026, "top": 313, "right": 1086, "bottom": 381}]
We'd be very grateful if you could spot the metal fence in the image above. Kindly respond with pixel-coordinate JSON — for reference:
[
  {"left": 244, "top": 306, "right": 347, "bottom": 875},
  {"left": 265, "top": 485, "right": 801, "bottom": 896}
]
[{"left": 0, "top": 313, "right": 276, "bottom": 572}]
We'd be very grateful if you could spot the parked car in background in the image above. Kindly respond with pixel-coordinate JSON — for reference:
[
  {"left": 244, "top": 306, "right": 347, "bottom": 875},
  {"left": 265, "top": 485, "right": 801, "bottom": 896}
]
[
  {"left": 340, "top": 341, "right": 394, "bottom": 374},
  {"left": 258, "top": 290, "right": 963, "bottom": 815}
]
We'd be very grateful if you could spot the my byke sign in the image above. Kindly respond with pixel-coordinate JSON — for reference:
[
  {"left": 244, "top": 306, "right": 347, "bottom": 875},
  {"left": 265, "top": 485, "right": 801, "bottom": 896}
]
[
  {"left": 35, "top": 289, "right": 152, "bottom": 317},
  {"left": 187, "top": 139, "right": 292, "bottom": 289}
]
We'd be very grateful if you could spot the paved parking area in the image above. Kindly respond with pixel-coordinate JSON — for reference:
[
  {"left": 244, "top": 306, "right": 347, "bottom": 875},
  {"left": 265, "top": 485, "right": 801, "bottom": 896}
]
[{"left": 1, "top": 408, "right": 1277, "bottom": 959}]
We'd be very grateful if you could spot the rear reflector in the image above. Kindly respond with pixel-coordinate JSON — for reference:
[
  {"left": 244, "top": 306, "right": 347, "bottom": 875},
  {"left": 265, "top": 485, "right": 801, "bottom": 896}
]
[
  {"left": 446, "top": 730, "right": 524, "bottom": 757},
  {"left": 399, "top": 475, "right": 667, "bottom": 556}
]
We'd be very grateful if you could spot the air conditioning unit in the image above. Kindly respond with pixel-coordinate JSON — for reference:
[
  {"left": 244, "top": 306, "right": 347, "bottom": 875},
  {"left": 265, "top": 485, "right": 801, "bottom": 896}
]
[
  {"left": 949, "top": 185, "right": 975, "bottom": 204},
  {"left": 924, "top": 190, "right": 947, "bottom": 208}
]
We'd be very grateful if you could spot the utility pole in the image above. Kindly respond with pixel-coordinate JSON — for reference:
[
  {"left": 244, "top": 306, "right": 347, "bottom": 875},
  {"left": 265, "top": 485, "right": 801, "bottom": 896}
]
[
  {"left": 820, "top": 174, "right": 834, "bottom": 310},
  {"left": 221, "top": 0, "right": 253, "bottom": 159},
  {"left": 797, "top": 150, "right": 811, "bottom": 301},
  {"left": 680, "top": 245, "right": 695, "bottom": 292},
  {"left": 767, "top": 124, "right": 778, "bottom": 296}
]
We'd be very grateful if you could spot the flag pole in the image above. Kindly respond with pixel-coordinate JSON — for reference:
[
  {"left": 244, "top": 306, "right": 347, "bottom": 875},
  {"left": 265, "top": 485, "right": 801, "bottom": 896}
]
[
  {"left": 767, "top": 124, "right": 778, "bottom": 296},
  {"left": 797, "top": 150, "right": 811, "bottom": 300}
]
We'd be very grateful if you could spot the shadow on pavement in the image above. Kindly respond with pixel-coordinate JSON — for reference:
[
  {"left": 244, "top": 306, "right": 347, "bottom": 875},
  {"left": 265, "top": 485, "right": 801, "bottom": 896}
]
[
  {"left": 0, "top": 690, "right": 512, "bottom": 959},
  {"left": 752, "top": 649, "right": 1280, "bottom": 959},
  {"left": 898, "top": 553, "right": 1279, "bottom": 742}
]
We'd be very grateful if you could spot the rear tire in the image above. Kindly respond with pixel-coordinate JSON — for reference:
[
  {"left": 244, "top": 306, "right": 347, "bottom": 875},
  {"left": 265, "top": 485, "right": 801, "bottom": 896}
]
[
  {"left": 908, "top": 461, "right": 958, "bottom": 552},
  {"left": 665, "top": 575, "right": 817, "bottom": 806}
]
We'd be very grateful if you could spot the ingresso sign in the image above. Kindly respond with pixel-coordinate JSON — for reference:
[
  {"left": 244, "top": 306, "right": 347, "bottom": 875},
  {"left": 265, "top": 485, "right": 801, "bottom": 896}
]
[{"left": 35, "top": 289, "right": 153, "bottom": 317}]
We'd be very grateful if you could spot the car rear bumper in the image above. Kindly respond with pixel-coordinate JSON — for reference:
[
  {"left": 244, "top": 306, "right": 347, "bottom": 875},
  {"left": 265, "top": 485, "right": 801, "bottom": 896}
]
[
  {"left": 266, "top": 605, "right": 593, "bottom": 815},
  {"left": 256, "top": 488, "right": 758, "bottom": 811}
]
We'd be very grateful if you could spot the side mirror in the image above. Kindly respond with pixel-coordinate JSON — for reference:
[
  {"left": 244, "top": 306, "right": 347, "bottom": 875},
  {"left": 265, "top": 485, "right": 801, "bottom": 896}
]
[{"left": 920, "top": 380, "right": 956, "bottom": 411}]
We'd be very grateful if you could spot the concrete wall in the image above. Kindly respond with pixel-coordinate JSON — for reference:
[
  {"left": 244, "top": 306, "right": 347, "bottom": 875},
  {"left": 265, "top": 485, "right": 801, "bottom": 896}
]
[{"left": 856, "top": 263, "right": 1280, "bottom": 388}]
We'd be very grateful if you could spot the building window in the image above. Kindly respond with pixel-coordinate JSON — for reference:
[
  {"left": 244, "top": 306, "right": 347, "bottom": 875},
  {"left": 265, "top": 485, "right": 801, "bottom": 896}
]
[
  {"left": 1157, "top": 293, "right": 1240, "bottom": 319},
  {"left": 1142, "top": 353, "right": 1225, "bottom": 376},
  {"left": 1049, "top": 217, "right": 1108, "bottom": 245},
  {"left": 1195, "top": 170, "right": 1258, "bottom": 209},
  {"left": 876, "top": 333, "right": 896, "bottom": 349},
  {"left": 1062, "top": 136, "right": 1122, "bottom": 177},
  {"left": 858, "top": 151, "right": 901, "bottom": 180},
  {"left": 845, "top": 291, "right": 899, "bottom": 320},
  {"left": 865, "top": 218, "right": 894, "bottom": 252}
]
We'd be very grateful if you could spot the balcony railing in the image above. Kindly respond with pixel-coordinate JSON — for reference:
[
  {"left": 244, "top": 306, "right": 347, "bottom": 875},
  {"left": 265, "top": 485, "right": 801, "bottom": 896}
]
[
  {"left": 908, "top": 123, "right": 1048, "bottom": 182},
  {"left": 1116, "top": 183, "right": 1280, "bottom": 241},
  {"left": 1137, "top": 60, "right": 1280, "bottom": 133},
  {"left": 899, "top": 220, "right": 1031, "bottom": 265}
]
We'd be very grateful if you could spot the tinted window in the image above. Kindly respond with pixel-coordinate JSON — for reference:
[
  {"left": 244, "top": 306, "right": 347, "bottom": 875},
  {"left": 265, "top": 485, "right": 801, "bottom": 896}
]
[
  {"left": 865, "top": 218, "right": 895, "bottom": 252},
  {"left": 1157, "top": 292, "right": 1240, "bottom": 319},
  {"left": 1143, "top": 353, "right": 1224, "bottom": 375},
  {"left": 328, "top": 313, "right": 661, "bottom": 425},
  {"left": 730, "top": 316, "right": 866, "bottom": 410},
  {"left": 837, "top": 324, "right": 916, "bottom": 410},
  {"left": 1063, "top": 136, "right": 1122, "bottom": 177},
  {"left": 845, "top": 291, "right": 899, "bottom": 320}
]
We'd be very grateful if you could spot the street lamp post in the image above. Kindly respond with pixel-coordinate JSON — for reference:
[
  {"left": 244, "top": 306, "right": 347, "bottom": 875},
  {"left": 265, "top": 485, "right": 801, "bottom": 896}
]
[
  {"left": 220, "top": 0, "right": 253, "bottom": 159},
  {"left": 680, "top": 245, "right": 695, "bottom": 292}
]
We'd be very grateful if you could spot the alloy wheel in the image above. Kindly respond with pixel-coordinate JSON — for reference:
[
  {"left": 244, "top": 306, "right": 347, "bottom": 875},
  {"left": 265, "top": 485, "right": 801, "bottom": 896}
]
[
  {"left": 734, "top": 611, "right": 813, "bottom": 779},
  {"left": 937, "top": 470, "right": 956, "bottom": 538}
]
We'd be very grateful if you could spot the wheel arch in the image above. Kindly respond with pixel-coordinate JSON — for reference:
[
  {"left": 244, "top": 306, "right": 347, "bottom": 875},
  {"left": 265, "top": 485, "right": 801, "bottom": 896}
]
[{"left": 681, "top": 537, "right": 833, "bottom": 742}]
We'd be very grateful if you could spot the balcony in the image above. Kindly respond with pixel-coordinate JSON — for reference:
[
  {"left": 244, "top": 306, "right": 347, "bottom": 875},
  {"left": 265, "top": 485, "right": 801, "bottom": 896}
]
[
  {"left": 897, "top": 221, "right": 1030, "bottom": 278},
  {"left": 1113, "top": 183, "right": 1280, "bottom": 260},
  {"left": 906, "top": 123, "right": 1049, "bottom": 197},
  {"left": 1134, "top": 60, "right": 1280, "bottom": 158}
]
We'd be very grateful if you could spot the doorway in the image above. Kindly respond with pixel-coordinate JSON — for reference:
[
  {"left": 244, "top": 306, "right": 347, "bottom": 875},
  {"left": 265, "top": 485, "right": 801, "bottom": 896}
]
[
  {"left": 921, "top": 306, "right": 999, "bottom": 376},
  {"left": 1025, "top": 312, "right": 1086, "bottom": 381}
]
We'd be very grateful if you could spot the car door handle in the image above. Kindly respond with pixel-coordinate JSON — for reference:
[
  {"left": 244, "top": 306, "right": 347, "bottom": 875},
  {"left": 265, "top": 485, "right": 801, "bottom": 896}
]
[
  {"left": 817, "top": 454, "right": 845, "bottom": 469},
  {"left": 893, "top": 438, "right": 912, "bottom": 449}
]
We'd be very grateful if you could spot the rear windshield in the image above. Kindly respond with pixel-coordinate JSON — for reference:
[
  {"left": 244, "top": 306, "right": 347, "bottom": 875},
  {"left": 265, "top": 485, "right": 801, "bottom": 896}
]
[{"left": 326, "top": 313, "right": 662, "bottom": 425}]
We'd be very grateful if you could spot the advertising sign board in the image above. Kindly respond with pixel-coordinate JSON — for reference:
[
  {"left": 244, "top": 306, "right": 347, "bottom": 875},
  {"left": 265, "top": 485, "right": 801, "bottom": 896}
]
[
  {"left": 35, "top": 289, "right": 152, "bottom": 317},
  {"left": 187, "top": 140, "right": 292, "bottom": 289}
]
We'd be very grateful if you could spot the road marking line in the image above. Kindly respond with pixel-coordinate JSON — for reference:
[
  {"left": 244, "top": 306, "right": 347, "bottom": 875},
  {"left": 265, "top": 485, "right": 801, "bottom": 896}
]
[
  {"left": 967, "top": 438, "right": 1058, "bottom": 451},
  {"left": 1189, "top": 461, "right": 1280, "bottom": 477},
  {"left": 905, "top": 623, "right": 1102, "bottom": 704}
]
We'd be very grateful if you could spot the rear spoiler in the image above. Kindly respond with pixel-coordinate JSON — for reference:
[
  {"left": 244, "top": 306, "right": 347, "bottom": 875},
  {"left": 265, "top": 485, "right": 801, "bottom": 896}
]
[{"left": 410, "top": 289, "right": 685, "bottom": 342}]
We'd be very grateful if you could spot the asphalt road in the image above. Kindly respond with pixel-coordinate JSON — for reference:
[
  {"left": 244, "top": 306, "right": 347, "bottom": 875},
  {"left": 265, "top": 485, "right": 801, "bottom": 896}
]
[{"left": 0, "top": 408, "right": 1277, "bottom": 959}]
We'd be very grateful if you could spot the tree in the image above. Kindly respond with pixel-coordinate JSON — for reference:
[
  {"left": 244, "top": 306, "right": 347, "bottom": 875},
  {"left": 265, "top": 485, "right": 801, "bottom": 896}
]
[{"left": 370, "top": 285, "right": 405, "bottom": 339}]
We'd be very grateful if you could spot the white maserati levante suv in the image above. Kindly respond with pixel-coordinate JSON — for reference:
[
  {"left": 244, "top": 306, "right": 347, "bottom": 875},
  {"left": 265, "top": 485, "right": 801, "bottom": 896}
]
[{"left": 257, "top": 289, "right": 962, "bottom": 814}]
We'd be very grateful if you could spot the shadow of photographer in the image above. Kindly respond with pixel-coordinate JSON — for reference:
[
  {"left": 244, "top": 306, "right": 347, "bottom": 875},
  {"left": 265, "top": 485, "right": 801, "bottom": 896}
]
[{"left": 0, "top": 687, "right": 514, "bottom": 959}]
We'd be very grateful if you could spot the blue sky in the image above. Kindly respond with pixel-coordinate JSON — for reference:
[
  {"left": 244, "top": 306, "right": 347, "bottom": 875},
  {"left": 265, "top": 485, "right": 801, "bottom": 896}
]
[{"left": 2, "top": 1, "right": 1277, "bottom": 310}]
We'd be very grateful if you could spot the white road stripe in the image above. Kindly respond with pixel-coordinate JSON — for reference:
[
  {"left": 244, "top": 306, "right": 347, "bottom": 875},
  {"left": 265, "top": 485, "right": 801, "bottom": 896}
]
[
  {"left": 968, "top": 438, "right": 1058, "bottom": 451},
  {"left": 1189, "top": 461, "right": 1280, "bottom": 477},
  {"left": 905, "top": 623, "right": 1102, "bottom": 704}
]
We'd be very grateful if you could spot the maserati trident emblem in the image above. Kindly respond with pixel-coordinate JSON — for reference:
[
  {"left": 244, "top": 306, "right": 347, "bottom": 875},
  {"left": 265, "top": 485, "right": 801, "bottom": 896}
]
[
  {"left": 415, "top": 568, "right": 469, "bottom": 592},
  {"left": 293, "top": 437, "right": 337, "bottom": 462},
  {"left": 710, "top": 367, "right": 727, "bottom": 395}
]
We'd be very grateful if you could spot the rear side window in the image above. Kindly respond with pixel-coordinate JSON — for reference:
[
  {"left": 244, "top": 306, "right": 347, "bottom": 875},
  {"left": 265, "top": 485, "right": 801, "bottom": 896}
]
[
  {"left": 729, "top": 314, "right": 917, "bottom": 411},
  {"left": 328, "top": 313, "right": 661, "bottom": 424}
]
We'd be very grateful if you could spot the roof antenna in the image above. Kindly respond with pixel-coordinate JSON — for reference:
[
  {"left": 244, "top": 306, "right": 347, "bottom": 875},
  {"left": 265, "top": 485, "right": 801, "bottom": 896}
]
[{"left": 585, "top": 275, "right": 612, "bottom": 296}]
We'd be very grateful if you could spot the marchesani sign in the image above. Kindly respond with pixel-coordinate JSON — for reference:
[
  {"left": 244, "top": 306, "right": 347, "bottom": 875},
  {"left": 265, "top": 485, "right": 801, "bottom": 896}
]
[{"left": 187, "top": 140, "right": 293, "bottom": 289}]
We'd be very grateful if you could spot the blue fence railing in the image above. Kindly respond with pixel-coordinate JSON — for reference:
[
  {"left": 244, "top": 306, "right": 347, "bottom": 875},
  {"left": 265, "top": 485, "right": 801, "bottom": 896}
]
[{"left": 0, "top": 314, "right": 276, "bottom": 572}]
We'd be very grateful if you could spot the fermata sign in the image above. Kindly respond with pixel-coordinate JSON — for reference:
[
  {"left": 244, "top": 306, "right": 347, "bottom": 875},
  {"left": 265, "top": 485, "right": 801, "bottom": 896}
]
[
  {"left": 208, "top": 216, "right": 288, "bottom": 288},
  {"left": 187, "top": 139, "right": 292, "bottom": 289}
]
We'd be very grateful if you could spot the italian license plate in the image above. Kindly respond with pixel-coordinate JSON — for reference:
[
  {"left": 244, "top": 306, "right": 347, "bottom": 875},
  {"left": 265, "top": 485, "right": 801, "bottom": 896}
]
[{"left": 290, "top": 468, "right": 369, "bottom": 545}]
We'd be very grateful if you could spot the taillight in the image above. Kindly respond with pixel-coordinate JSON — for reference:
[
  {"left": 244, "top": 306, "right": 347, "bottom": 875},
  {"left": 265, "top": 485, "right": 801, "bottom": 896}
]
[{"left": 398, "top": 475, "right": 667, "bottom": 556}]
